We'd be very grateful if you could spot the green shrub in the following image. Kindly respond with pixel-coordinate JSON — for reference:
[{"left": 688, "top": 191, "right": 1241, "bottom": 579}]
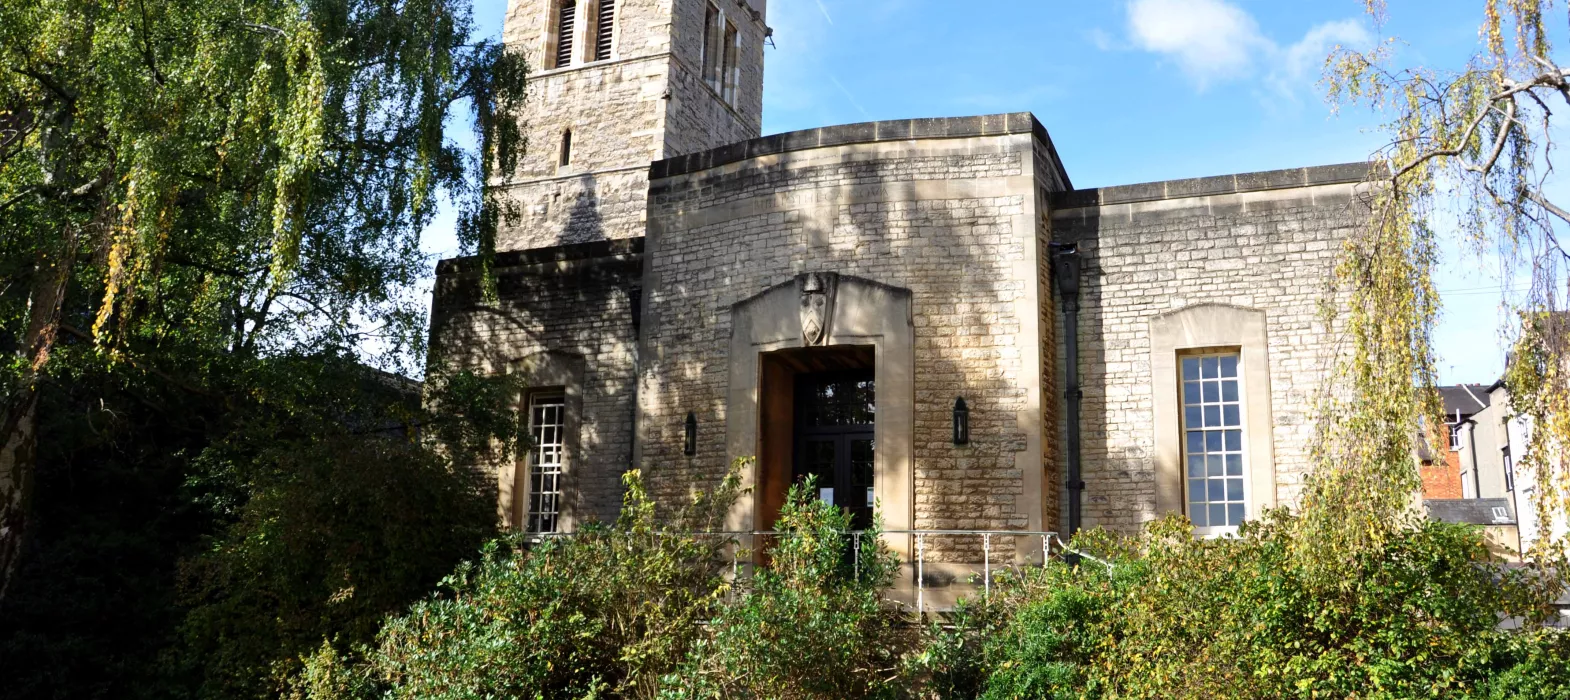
[
  {"left": 970, "top": 513, "right": 1569, "bottom": 700},
  {"left": 660, "top": 478, "right": 909, "bottom": 700},
  {"left": 294, "top": 467, "right": 742, "bottom": 700}
]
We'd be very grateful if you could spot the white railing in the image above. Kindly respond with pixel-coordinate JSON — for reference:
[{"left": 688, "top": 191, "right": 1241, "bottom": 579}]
[{"left": 523, "top": 528, "right": 1113, "bottom": 615}]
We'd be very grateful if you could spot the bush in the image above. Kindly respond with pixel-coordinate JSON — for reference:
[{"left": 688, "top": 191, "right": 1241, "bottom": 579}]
[
  {"left": 972, "top": 513, "right": 1570, "bottom": 700},
  {"left": 660, "top": 478, "right": 909, "bottom": 700},
  {"left": 295, "top": 467, "right": 742, "bottom": 699},
  {"left": 290, "top": 479, "right": 1570, "bottom": 700}
]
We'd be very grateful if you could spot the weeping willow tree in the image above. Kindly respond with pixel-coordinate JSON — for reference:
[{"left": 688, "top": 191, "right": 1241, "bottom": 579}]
[
  {"left": 1312, "top": 0, "right": 1570, "bottom": 566},
  {"left": 0, "top": 0, "right": 525, "bottom": 601}
]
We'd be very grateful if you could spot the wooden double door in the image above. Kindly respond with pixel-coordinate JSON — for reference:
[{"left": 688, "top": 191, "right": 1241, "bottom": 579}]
[{"left": 793, "top": 370, "right": 876, "bottom": 529}]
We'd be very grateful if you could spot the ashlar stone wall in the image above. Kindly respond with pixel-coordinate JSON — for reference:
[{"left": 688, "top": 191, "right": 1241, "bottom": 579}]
[
  {"left": 1049, "top": 166, "right": 1370, "bottom": 534},
  {"left": 495, "top": 0, "right": 766, "bottom": 252},
  {"left": 429, "top": 240, "right": 643, "bottom": 526},
  {"left": 640, "top": 115, "right": 1069, "bottom": 561}
]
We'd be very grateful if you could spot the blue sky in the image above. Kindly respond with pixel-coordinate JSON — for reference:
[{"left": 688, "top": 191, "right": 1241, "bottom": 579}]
[{"left": 435, "top": 0, "right": 1517, "bottom": 385}]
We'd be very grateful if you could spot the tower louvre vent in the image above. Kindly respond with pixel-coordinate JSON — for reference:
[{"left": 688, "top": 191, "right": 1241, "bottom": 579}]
[
  {"left": 594, "top": 0, "right": 614, "bottom": 61},
  {"left": 554, "top": 1, "right": 575, "bottom": 68}
]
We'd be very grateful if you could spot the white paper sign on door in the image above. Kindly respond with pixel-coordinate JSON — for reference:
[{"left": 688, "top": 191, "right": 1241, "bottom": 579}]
[{"left": 819, "top": 487, "right": 834, "bottom": 504}]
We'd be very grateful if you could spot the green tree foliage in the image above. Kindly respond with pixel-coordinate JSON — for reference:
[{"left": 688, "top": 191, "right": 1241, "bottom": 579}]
[
  {"left": 164, "top": 355, "right": 504, "bottom": 698},
  {"left": 1320, "top": 0, "right": 1570, "bottom": 563},
  {"left": 293, "top": 468, "right": 742, "bottom": 700},
  {"left": 0, "top": 0, "right": 527, "bottom": 598},
  {"left": 0, "top": 351, "right": 518, "bottom": 698},
  {"left": 0, "top": 0, "right": 528, "bottom": 695},
  {"left": 661, "top": 478, "right": 909, "bottom": 700},
  {"left": 971, "top": 516, "right": 1569, "bottom": 700}
]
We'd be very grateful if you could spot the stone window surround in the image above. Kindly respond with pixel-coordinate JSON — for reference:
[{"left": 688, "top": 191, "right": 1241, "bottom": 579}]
[
  {"left": 725, "top": 274, "right": 915, "bottom": 544},
  {"left": 506, "top": 350, "right": 587, "bottom": 531},
  {"left": 542, "top": 0, "right": 619, "bottom": 70},
  {"left": 1149, "top": 303, "right": 1277, "bottom": 522}
]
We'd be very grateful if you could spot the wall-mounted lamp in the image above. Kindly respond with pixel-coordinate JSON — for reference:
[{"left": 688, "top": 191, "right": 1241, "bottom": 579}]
[
  {"left": 684, "top": 412, "right": 698, "bottom": 456},
  {"left": 953, "top": 397, "right": 969, "bottom": 445}
]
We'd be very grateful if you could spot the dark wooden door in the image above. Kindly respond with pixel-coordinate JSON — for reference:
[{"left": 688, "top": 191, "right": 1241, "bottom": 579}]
[{"left": 793, "top": 370, "right": 875, "bottom": 529}]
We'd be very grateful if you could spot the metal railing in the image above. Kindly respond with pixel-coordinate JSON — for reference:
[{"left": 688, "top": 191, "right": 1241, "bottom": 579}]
[{"left": 522, "top": 528, "right": 1113, "bottom": 615}]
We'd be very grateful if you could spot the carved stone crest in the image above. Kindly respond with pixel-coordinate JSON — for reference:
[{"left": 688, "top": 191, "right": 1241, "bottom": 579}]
[{"left": 798, "top": 272, "right": 838, "bottom": 346}]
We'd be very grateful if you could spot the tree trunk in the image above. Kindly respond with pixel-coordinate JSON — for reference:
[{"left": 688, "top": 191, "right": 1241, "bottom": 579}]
[
  {"left": 0, "top": 391, "right": 38, "bottom": 602},
  {"left": 0, "top": 221, "right": 77, "bottom": 602}
]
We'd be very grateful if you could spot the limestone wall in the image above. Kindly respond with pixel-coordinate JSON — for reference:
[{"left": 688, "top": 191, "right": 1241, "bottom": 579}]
[
  {"left": 640, "top": 115, "right": 1069, "bottom": 560},
  {"left": 663, "top": 0, "right": 766, "bottom": 156},
  {"left": 1049, "top": 165, "right": 1369, "bottom": 534},
  {"left": 429, "top": 240, "right": 643, "bottom": 525},
  {"left": 495, "top": 0, "right": 767, "bottom": 252}
]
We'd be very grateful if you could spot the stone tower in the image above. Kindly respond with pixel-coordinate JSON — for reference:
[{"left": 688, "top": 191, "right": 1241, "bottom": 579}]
[{"left": 497, "top": 0, "right": 768, "bottom": 251}]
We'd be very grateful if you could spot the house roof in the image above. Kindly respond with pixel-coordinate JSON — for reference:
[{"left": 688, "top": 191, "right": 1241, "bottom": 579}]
[
  {"left": 1439, "top": 384, "right": 1491, "bottom": 418},
  {"left": 1425, "top": 498, "right": 1517, "bottom": 525}
]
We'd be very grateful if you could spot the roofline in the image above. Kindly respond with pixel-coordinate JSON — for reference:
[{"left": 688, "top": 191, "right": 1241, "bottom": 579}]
[
  {"left": 1049, "top": 162, "right": 1383, "bottom": 209},
  {"left": 648, "top": 112, "right": 1072, "bottom": 188}
]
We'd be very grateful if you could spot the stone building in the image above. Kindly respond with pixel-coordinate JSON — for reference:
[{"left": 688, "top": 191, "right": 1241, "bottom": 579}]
[{"left": 429, "top": 0, "right": 1373, "bottom": 577}]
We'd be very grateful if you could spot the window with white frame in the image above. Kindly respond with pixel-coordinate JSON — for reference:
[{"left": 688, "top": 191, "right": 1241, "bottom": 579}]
[
  {"left": 527, "top": 393, "right": 566, "bottom": 533},
  {"left": 1448, "top": 423, "right": 1462, "bottom": 451},
  {"left": 1181, "top": 353, "right": 1246, "bottom": 532}
]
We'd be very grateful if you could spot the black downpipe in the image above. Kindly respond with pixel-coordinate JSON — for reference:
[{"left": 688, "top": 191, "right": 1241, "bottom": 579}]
[{"left": 1051, "top": 243, "right": 1084, "bottom": 541}]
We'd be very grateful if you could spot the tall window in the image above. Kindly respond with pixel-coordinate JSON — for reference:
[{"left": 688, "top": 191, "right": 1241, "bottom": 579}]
[
  {"left": 559, "top": 129, "right": 572, "bottom": 169},
  {"left": 1448, "top": 423, "right": 1462, "bottom": 451},
  {"left": 701, "top": 4, "right": 722, "bottom": 89},
  {"left": 592, "top": 0, "right": 615, "bottom": 61},
  {"left": 1504, "top": 449, "right": 1515, "bottom": 492},
  {"left": 527, "top": 393, "right": 566, "bottom": 533},
  {"left": 1182, "top": 353, "right": 1246, "bottom": 533},
  {"left": 721, "top": 21, "right": 739, "bottom": 103},
  {"left": 552, "top": 0, "right": 576, "bottom": 69}
]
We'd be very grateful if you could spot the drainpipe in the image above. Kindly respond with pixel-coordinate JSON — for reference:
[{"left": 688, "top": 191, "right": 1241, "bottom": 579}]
[
  {"left": 1465, "top": 418, "right": 1481, "bottom": 498},
  {"left": 1051, "top": 243, "right": 1084, "bottom": 540}
]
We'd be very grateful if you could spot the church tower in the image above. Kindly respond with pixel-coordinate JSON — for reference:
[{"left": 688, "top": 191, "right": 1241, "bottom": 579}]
[{"left": 496, "top": 0, "right": 768, "bottom": 251}]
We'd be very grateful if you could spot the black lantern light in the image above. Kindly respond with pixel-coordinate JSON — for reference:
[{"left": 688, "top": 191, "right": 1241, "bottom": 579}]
[
  {"left": 684, "top": 412, "right": 698, "bottom": 456},
  {"left": 952, "top": 397, "right": 969, "bottom": 445}
]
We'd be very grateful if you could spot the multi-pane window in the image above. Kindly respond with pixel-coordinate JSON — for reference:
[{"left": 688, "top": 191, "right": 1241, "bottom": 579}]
[
  {"left": 1448, "top": 423, "right": 1462, "bottom": 451},
  {"left": 592, "top": 0, "right": 615, "bottom": 61},
  {"left": 552, "top": 0, "right": 576, "bottom": 69},
  {"left": 527, "top": 393, "right": 566, "bottom": 533},
  {"left": 1182, "top": 354, "right": 1246, "bottom": 531}
]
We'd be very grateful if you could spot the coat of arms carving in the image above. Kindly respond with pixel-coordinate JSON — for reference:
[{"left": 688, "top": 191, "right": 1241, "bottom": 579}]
[{"left": 799, "top": 272, "right": 837, "bottom": 346}]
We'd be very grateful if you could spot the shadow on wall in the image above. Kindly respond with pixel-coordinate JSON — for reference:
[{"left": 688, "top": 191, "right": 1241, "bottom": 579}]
[
  {"left": 641, "top": 141, "right": 1048, "bottom": 570},
  {"left": 428, "top": 191, "right": 641, "bottom": 527}
]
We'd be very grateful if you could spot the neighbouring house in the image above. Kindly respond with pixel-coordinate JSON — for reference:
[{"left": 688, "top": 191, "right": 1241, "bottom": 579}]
[
  {"left": 426, "top": 0, "right": 1376, "bottom": 603},
  {"left": 1456, "top": 379, "right": 1568, "bottom": 559}
]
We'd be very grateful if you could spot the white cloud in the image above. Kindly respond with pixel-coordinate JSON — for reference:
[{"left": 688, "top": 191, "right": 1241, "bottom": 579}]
[
  {"left": 1127, "top": 0, "right": 1265, "bottom": 87},
  {"left": 1278, "top": 19, "right": 1372, "bottom": 85},
  {"left": 1123, "top": 0, "right": 1371, "bottom": 92}
]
